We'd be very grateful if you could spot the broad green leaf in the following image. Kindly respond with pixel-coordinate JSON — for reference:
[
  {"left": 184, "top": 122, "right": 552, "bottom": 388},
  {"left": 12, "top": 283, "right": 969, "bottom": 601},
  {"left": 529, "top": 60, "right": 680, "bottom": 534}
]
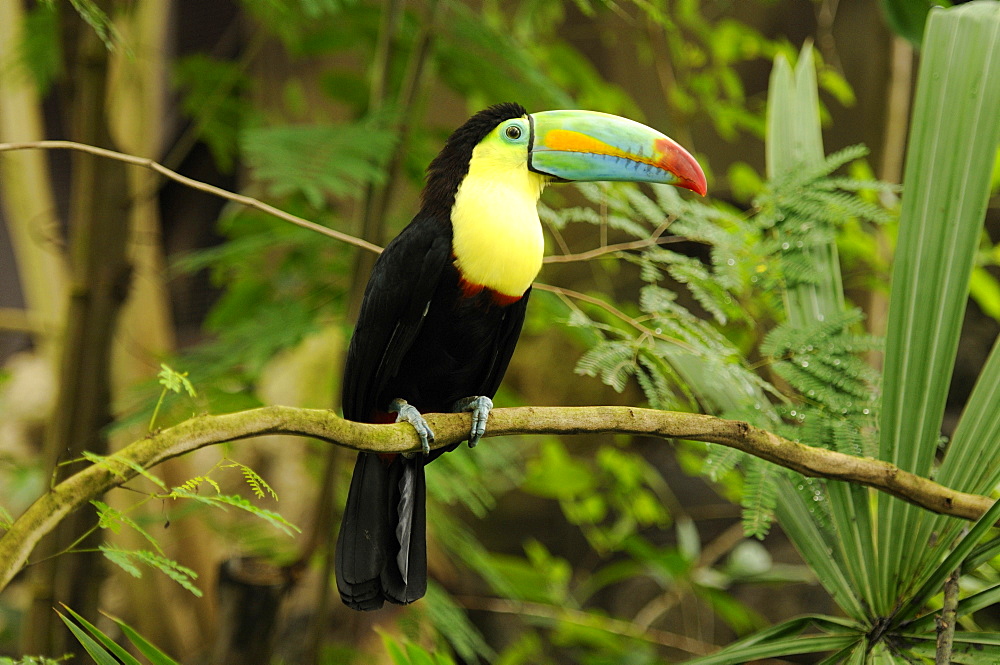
[
  {"left": 764, "top": 45, "right": 872, "bottom": 621},
  {"left": 939, "top": 333, "right": 1000, "bottom": 495},
  {"left": 57, "top": 611, "right": 124, "bottom": 665},
  {"left": 773, "top": 479, "right": 866, "bottom": 620},
  {"left": 878, "top": 0, "right": 953, "bottom": 45},
  {"left": 877, "top": 1, "right": 1000, "bottom": 609},
  {"left": 901, "top": 633, "right": 1000, "bottom": 664},
  {"left": 684, "top": 631, "right": 857, "bottom": 665},
  {"left": 964, "top": 531, "right": 1000, "bottom": 573},
  {"left": 115, "top": 619, "right": 182, "bottom": 665},
  {"left": 891, "top": 498, "right": 1000, "bottom": 628},
  {"left": 912, "top": 336, "right": 1000, "bottom": 582},
  {"left": 59, "top": 606, "right": 144, "bottom": 665},
  {"left": 907, "top": 582, "right": 1000, "bottom": 634}
]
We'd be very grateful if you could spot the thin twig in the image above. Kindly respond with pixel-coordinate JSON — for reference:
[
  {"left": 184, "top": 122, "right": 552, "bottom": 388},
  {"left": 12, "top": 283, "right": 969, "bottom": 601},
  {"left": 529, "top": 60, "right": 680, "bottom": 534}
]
[
  {"left": 0, "top": 141, "right": 384, "bottom": 255},
  {"left": 543, "top": 235, "right": 682, "bottom": 264},
  {"left": 935, "top": 569, "right": 960, "bottom": 665},
  {"left": 533, "top": 282, "right": 699, "bottom": 354}
]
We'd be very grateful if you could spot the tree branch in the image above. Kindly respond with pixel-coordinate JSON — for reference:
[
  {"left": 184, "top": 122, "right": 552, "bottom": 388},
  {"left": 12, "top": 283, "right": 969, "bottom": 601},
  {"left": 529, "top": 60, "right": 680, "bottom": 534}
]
[{"left": 0, "top": 405, "right": 992, "bottom": 594}]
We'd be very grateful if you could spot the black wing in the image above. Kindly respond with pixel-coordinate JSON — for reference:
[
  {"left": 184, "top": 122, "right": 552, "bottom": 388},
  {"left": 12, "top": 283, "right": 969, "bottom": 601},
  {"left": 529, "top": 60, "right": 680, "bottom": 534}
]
[
  {"left": 342, "top": 214, "right": 452, "bottom": 422},
  {"left": 478, "top": 286, "right": 531, "bottom": 399}
]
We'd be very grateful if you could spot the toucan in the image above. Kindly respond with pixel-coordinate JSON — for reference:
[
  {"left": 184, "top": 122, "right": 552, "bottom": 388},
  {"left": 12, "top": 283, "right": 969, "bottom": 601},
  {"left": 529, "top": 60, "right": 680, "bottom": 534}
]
[{"left": 335, "top": 102, "right": 706, "bottom": 610}]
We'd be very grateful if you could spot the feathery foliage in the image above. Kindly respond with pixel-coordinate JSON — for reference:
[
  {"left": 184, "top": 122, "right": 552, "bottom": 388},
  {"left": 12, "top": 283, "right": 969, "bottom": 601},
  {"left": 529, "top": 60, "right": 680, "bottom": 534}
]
[
  {"left": 685, "top": 6, "right": 1000, "bottom": 661},
  {"left": 98, "top": 547, "right": 202, "bottom": 598},
  {"left": 544, "top": 127, "right": 888, "bottom": 538}
]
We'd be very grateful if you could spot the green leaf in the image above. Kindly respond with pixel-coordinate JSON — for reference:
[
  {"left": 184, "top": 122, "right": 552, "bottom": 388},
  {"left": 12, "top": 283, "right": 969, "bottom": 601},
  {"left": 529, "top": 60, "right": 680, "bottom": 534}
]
[
  {"left": 99, "top": 546, "right": 203, "bottom": 597},
  {"left": 880, "top": 0, "right": 1000, "bottom": 476},
  {"left": 423, "top": 583, "right": 496, "bottom": 662},
  {"left": 877, "top": 1, "right": 1000, "bottom": 609},
  {"left": 169, "top": 487, "right": 300, "bottom": 536},
  {"left": 157, "top": 364, "right": 197, "bottom": 397},
  {"left": 57, "top": 610, "right": 126, "bottom": 665},
  {"left": 114, "top": 618, "right": 181, "bottom": 665},
  {"left": 682, "top": 614, "right": 860, "bottom": 665},
  {"left": 241, "top": 120, "right": 396, "bottom": 208},
  {"left": 67, "top": 0, "right": 121, "bottom": 50},
  {"left": 91, "top": 501, "right": 164, "bottom": 554},
  {"left": 969, "top": 266, "right": 1000, "bottom": 321},
  {"left": 773, "top": 478, "right": 867, "bottom": 621},
  {"left": 907, "top": 582, "right": 1000, "bottom": 634},
  {"left": 81, "top": 451, "right": 167, "bottom": 490},
  {"left": 222, "top": 460, "right": 278, "bottom": 500},
  {"left": 879, "top": 0, "right": 952, "bottom": 45},
  {"left": 17, "top": 2, "right": 62, "bottom": 94},
  {"left": 521, "top": 439, "right": 595, "bottom": 499},
  {"left": 173, "top": 55, "right": 253, "bottom": 171},
  {"left": 764, "top": 44, "right": 873, "bottom": 623},
  {"left": 900, "top": 632, "right": 1000, "bottom": 664},
  {"left": 59, "top": 606, "right": 144, "bottom": 665},
  {"left": 891, "top": 498, "right": 1000, "bottom": 627}
]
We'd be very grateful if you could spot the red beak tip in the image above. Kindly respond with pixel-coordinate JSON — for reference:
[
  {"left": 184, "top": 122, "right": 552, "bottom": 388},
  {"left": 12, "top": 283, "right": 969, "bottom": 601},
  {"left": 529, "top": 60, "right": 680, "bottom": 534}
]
[{"left": 682, "top": 169, "right": 708, "bottom": 197}]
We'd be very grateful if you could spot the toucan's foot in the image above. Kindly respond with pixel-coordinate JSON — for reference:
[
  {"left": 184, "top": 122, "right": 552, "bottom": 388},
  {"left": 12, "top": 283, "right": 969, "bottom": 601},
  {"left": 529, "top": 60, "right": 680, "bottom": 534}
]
[
  {"left": 452, "top": 396, "right": 493, "bottom": 448},
  {"left": 389, "top": 398, "right": 434, "bottom": 455}
]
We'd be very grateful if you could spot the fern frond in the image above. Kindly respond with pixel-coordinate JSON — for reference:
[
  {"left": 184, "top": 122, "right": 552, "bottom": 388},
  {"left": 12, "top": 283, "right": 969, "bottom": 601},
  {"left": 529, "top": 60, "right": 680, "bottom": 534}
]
[
  {"left": 741, "top": 462, "right": 779, "bottom": 539},
  {"left": 81, "top": 451, "right": 167, "bottom": 490},
  {"left": 91, "top": 501, "right": 164, "bottom": 554},
  {"left": 222, "top": 460, "right": 278, "bottom": 500},
  {"left": 99, "top": 546, "right": 202, "bottom": 597},
  {"left": 172, "top": 475, "right": 222, "bottom": 495},
  {"left": 575, "top": 341, "right": 636, "bottom": 393},
  {"left": 169, "top": 487, "right": 300, "bottom": 536},
  {"left": 635, "top": 350, "right": 685, "bottom": 410},
  {"left": 242, "top": 120, "right": 396, "bottom": 208},
  {"left": 702, "top": 445, "right": 748, "bottom": 482},
  {"left": 157, "top": 363, "right": 197, "bottom": 397}
]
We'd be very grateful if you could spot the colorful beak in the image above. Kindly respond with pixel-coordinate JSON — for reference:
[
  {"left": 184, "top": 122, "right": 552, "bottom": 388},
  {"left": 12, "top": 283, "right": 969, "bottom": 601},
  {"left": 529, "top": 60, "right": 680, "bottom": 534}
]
[{"left": 527, "top": 110, "right": 707, "bottom": 196}]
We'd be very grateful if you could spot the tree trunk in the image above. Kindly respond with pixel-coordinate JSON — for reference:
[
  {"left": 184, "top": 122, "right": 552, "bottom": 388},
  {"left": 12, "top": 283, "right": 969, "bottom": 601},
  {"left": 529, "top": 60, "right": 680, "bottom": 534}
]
[{"left": 23, "top": 3, "right": 132, "bottom": 655}]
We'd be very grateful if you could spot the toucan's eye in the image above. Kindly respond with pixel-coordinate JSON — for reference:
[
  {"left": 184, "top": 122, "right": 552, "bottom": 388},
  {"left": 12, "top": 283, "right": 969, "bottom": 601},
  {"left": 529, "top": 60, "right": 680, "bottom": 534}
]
[{"left": 505, "top": 125, "right": 522, "bottom": 140}]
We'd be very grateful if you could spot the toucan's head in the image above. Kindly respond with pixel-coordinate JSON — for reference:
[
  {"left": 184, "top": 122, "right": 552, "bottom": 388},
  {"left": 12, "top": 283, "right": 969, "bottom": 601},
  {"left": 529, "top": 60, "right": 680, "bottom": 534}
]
[{"left": 423, "top": 102, "right": 706, "bottom": 214}]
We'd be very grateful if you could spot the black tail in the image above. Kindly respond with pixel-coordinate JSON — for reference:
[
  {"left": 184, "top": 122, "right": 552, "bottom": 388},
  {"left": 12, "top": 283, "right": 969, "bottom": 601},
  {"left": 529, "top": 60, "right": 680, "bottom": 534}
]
[{"left": 335, "top": 453, "right": 427, "bottom": 610}]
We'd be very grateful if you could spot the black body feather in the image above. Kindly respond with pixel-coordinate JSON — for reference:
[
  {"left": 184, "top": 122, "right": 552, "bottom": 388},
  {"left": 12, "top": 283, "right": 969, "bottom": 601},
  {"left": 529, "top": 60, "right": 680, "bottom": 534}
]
[{"left": 336, "top": 103, "right": 532, "bottom": 610}]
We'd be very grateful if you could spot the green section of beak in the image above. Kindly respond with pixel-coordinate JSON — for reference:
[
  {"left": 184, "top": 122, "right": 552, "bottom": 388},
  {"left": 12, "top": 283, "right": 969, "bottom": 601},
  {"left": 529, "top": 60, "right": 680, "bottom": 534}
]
[{"left": 528, "top": 110, "right": 707, "bottom": 196}]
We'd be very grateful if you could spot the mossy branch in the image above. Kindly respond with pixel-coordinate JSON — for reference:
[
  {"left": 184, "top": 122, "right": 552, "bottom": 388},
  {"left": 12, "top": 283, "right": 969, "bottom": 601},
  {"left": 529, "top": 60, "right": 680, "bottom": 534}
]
[{"left": 0, "top": 405, "right": 993, "bottom": 594}]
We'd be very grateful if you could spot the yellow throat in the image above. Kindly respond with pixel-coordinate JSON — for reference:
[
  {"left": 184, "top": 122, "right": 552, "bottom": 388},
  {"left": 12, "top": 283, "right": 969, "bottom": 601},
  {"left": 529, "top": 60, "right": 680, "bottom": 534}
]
[{"left": 451, "top": 138, "right": 547, "bottom": 299}]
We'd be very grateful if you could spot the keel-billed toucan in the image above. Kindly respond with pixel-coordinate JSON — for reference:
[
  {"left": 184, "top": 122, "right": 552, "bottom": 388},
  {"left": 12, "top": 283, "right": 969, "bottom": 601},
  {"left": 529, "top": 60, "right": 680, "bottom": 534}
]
[{"left": 336, "top": 102, "right": 706, "bottom": 610}]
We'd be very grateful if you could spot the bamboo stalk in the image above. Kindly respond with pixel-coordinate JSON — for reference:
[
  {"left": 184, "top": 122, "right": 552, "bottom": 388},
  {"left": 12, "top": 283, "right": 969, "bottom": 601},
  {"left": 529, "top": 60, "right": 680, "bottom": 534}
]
[
  {"left": 0, "top": 0, "right": 68, "bottom": 355},
  {"left": 24, "top": 4, "right": 132, "bottom": 653}
]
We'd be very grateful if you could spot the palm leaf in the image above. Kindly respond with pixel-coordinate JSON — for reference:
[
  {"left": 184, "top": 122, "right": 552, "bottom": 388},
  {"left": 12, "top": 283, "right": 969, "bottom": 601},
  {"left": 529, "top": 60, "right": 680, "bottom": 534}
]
[
  {"left": 764, "top": 46, "right": 876, "bottom": 621},
  {"left": 57, "top": 606, "right": 142, "bottom": 665},
  {"left": 891, "top": 498, "right": 1000, "bottom": 628},
  {"left": 875, "top": 1, "right": 1000, "bottom": 609},
  {"left": 682, "top": 614, "right": 860, "bottom": 665},
  {"left": 58, "top": 604, "right": 181, "bottom": 665}
]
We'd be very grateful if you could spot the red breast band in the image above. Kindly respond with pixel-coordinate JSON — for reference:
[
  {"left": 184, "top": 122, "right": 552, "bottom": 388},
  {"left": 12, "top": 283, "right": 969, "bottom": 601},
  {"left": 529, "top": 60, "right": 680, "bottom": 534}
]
[{"left": 458, "top": 276, "right": 522, "bottom": 306}]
